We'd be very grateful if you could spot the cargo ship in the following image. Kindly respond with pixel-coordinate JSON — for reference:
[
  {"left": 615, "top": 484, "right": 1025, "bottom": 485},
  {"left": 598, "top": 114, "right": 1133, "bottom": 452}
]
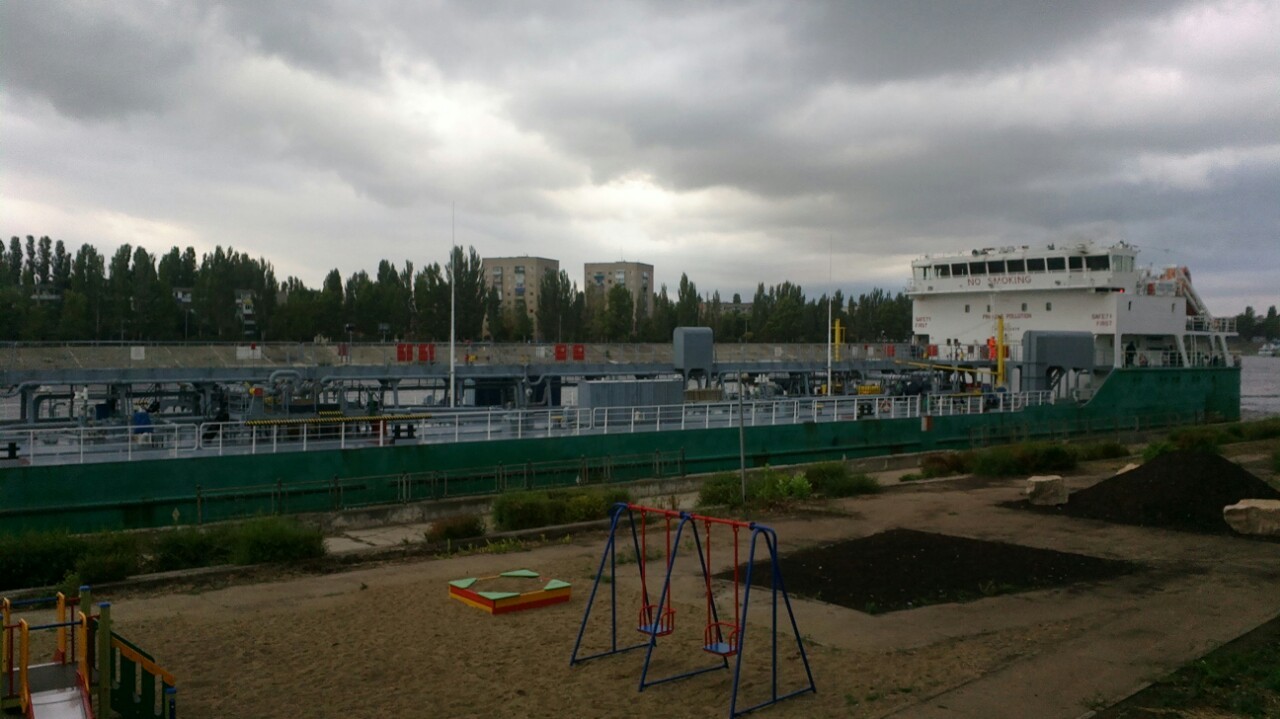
[{"left": 0, "top": 242, "right": 1240, "bottom": 533}]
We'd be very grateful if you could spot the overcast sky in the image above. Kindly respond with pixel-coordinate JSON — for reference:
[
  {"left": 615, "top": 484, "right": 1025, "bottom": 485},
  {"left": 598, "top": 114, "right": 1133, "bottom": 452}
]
[{"left": 3, "top": 1, "right": 1278, "bottom": 313}]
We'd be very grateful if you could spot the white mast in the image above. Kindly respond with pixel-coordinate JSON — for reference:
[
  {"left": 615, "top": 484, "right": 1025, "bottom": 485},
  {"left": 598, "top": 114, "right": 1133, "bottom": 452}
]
[
  {"left": 826, "top": 239, "right": 833, "bottom": 396},
  {"left": 449, "top": 203, "right": 456, "bottom": 409}
]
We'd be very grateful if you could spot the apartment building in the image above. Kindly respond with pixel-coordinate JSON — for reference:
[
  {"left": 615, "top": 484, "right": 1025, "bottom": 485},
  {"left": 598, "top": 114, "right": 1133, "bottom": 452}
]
[
  {"left": 481, "top": 256, "right": 559, "bottom": 337},
  {"left": 584, "top": 261, "right": 653, "bottom": 324}
]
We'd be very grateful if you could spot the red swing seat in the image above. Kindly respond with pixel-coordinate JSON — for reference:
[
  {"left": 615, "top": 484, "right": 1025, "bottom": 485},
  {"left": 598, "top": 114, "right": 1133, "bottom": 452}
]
[
  {"left": 703, "top": 621, "right": 740, "bottom": 656},
  {"left": 638, "top": 602, "right": 676, "bottom": 636}
]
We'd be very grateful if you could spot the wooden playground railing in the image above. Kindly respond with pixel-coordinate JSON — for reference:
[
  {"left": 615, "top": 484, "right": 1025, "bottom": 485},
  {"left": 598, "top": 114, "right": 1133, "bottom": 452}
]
[
  {"left": 99, "top": 600, "right": 176, "bottom": 719},
  {"left": 2, "top": 591, "right": 177, "bottom": 719}
]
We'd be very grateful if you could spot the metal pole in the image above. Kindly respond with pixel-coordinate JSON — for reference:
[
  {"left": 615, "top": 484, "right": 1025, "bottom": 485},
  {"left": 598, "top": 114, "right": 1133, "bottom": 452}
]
[
  {"left": 449, "top": 207, "right": 457, "bottom": 409},
  {"left": 738, "top": 374, "right": 747, "bottom": 506}
]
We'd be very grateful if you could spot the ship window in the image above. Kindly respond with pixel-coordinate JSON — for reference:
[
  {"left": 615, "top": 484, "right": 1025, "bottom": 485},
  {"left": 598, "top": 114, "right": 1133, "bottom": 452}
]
[
  {"left": 969, "top": 261, "right": 987, "bottom": 276},
  {"left": 1128, "top": 301, "right": 1133, "bottom": 310},
  {"left": 1047, "top": 257, "right": 1066, "bottom": 271},
  {"left": 1027, "top": 258, "right": 1046, "bottom": 272},
  {"left": 1086, "top": 255, "right": 1110, "bottom": 271},
  {"left": 986, "top": 304, "right": 991, "bottom": 312},
  {"left": 936, "top": 264, "right": 950, "bottom": 278},
  {"left": 964, "top": 304, "right": 970, "bottom": 313},
  {"left": 1069, "top": 256, "right": 1083, "bottom": 271},
  {"left": 951, "top": 263, "right": 968, "bottom": 276},
  {"left": 1021, "top": 303, "right": 1027, "bottom": 311},
  {"left": 987, "top": 260, "right": 1005, "bottom": 274},
  {"left": 1046, "top": 302, "right": 1053, "bottom": 311},
  {"left": 920, "top": 267, "right": 930, "bottom": 280},
  {"left": 1007, "top": 259, "right": 1025, "bottom": 272}
]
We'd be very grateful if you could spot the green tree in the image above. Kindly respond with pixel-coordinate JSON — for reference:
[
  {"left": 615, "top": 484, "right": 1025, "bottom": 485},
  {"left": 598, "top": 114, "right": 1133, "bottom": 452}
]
[
  {"left": 675, "top": 273, "right": 700, "bottom": 327},
  {"left": 536, "top": 270, "right": 576, "bottom": 343},
  {"left": 602, "top": 284, "right": 635, "bottom": 341},
  {"left": 5, "top": 237, "right": 19, "bottom": 286}
]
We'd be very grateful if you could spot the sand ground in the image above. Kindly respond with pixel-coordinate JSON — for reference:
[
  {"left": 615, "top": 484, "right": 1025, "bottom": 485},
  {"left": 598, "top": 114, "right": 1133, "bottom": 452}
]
[{"left": 20, "top": 456, "right": 1280, "bottom": 719}]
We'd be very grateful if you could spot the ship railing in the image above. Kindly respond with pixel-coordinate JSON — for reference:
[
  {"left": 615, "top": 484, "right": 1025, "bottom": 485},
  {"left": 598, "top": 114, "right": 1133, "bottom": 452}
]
[
  {"left": 0, "top": 423, "right": 200, "bottom": 465},
  {"left": 1186, "top": 315, "right": 1237, "bottom": 333},
  {"left": 2, "top": 390, "right": 1060, "bottom": 465}
]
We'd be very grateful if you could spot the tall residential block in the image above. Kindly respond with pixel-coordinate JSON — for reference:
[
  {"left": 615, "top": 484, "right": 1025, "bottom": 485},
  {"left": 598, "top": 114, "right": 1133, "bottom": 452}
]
[
  {"left": 482, "top": 256, "right": 559, "bottom": 339},
  {"left": 585, "top": 261, "right": 654, "bottom": 325}
]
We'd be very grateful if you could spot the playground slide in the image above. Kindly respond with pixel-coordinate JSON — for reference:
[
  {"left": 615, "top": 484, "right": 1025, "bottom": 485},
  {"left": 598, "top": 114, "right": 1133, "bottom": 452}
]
[{"left": 27, "top": 686, "right": 91, "bottom": 719}]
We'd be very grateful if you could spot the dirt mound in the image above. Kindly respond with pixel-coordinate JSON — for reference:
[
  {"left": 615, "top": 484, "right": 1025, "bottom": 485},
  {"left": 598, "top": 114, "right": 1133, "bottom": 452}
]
[
  {"left": 1062, "top": 451, "right": 1280, "bottom": 533},
  {"left": 725, "top": 528, "right": 1136, "bottom": 614}
]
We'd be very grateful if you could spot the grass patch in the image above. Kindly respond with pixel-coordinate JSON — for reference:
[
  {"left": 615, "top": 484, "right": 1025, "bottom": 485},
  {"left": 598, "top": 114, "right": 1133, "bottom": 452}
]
[
  {"left": 150, "top": 526, "right": 232, "bottom": 572},
  {"left": 226, "top": 517, "right": 326, "bottom": 566},
  {"left": 1096, "top": 616, "right": 1280, "bottom": 718},
  {"left": 805, "top": 462, "right": 881, "bottom": 498},
  {"left": 1070, "top": 441, "right": 1130, "bottom": 462},
  {"left": 1, "top": 517, "right": 326, "bottom": 590},
  {"left": 74, "top": 532, "right": 145, "bottom": 584},
  {"left": 491, "top": 487, "right": 630, "bottom": 532},
  {"left": 697, "top": 467, "right": 816, "bottom": 509},
  {"left": 921, "top": 452, "right": 974, "bottom": 478},
  {"left": 424, "top": 514, "right": 486, "bottom": 543},
  {"left": 970, "top": 442, "right": 1077, "bottom": 477},
  {"left": 1143, "top": 440, "right": 1177, "bottom": 462},
  {"left": 0, "top": 532, "right": 88, "bottom": 589}
]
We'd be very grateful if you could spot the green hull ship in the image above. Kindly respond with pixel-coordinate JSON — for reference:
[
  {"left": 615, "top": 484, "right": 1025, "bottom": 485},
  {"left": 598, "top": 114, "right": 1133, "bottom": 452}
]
[
  {"left": 0, "top": 241, "right": 1241, "bottom": 533},
  {"left": 0, "top": 365, "right": 1239, "bottom": 534}
]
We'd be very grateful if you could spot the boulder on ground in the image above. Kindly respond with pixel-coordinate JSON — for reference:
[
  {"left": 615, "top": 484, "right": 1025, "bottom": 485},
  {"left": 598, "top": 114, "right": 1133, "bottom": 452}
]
[
  {"left": 1027, "top": 475, "right": 1067, "bottom": 506},
  {"left": 1223, "top": 499, "right": 1280, "bottom": 536}
]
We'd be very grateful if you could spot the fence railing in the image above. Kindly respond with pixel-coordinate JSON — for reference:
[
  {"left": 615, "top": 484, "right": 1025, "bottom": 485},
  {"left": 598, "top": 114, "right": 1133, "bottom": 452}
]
[
  {"left": 190, "top": 449, "right": 686, "bottom": 524},
  {"left": 2, "top": 391, "right": 1056, "bottom": 467}
]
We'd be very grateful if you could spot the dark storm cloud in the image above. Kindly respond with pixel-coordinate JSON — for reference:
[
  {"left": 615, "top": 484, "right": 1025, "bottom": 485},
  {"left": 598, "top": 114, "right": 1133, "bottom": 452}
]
[
  {"left": 1, "top": 3, "right": 196, "bottom": 119},
  {"left": 1, "top": 0, "right": 1276, "bottom": 312}
]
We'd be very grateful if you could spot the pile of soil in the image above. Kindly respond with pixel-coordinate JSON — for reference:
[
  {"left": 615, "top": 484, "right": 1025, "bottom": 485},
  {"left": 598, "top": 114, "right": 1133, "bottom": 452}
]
[
  {"left": 1059, "top": 451, "right": 1280, "bottom": 533},
  {"left": 722, "top": 528, "right": 1136, "bottom": 614}
]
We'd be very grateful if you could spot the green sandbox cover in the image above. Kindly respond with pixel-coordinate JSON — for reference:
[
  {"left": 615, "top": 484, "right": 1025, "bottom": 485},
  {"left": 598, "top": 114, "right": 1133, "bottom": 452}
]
[
  {"left": 478, "top": 591, "right": 521, "bottom": 600},
  {"left": 500, "top": 569, "right": 540, "bottom": 578},
  {"left": 544, "top": 580, "right": 571, "bottom": 590},
  {"left": 449, "top": 578, "right": 478, "bottom": 589}
]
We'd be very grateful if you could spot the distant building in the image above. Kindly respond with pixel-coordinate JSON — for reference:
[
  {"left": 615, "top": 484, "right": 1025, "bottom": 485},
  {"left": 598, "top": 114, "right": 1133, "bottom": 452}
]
[
  {"left": 234, "top": 289, "right": 257, "bottom": 338},
  {"left": 585, "top": 261, "right": 653, "bottom": 325},
  {"left": 482, "top": 256, "right": 559, "bottom": 338}
]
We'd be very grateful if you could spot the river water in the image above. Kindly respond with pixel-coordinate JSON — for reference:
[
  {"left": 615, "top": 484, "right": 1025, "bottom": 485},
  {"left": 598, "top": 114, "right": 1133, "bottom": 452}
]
[{"left": 1241, "top": 355, "right": 1280, "bottom": 420}]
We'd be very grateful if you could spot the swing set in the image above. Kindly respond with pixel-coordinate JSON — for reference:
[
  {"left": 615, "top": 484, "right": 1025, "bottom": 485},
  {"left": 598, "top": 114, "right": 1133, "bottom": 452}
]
[{"left": 570, "top": 503, "right": 816, "bottom": 718}]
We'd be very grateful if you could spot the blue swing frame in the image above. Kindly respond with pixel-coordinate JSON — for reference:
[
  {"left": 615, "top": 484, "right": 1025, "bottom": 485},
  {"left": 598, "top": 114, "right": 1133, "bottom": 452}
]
[{"left": 570, "top": 503, "right": 816, "bottom": 718}]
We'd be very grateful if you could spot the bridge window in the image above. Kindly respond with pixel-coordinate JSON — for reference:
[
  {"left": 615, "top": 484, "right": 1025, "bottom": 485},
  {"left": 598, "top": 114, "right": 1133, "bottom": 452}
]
[
  {"left": 951, "top": 263, "right": 968, "bottom": 276},
  {"left": 1069, "top": 256, "right": 1083, "bottom": 271},
  {"left": 1086, "top": 255, "right": 1110, "bottom": 271},
  {"left": 969, "top": 261, "right": 987, "bottom": 276},
  {"left": 1046, "top": 302, "right": 1053, "bottom": 311},
  {"left": 987, "top": 260, "right": 1005, "bottom": 274},
  {"left": 1007, "top": 259, "right": 1025, "bottom": 272},
  {"left": 936, "top": 264, "right": 950, "bottom": 277},
  {"left": 1047, "top": 257, "right": 1066, "bottom": 271},
  {"left": 1027, "top": 258, "right": 1046, "bottom": 272}
]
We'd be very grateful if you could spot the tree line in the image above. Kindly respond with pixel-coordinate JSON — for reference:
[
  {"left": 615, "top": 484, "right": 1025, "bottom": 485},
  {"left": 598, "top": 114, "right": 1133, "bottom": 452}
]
[
  {"left": 1237, "top": 306, "right": 1280, "bottom": 342},
  {"left": 0, "top": 234, "right": 912, "bottom": 344}
]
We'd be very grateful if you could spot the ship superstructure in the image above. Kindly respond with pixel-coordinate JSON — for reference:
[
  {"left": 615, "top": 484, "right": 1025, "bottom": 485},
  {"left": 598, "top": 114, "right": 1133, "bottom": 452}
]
[{"left": 908, "top": 241, "right": 1235, "bottom": 378}]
